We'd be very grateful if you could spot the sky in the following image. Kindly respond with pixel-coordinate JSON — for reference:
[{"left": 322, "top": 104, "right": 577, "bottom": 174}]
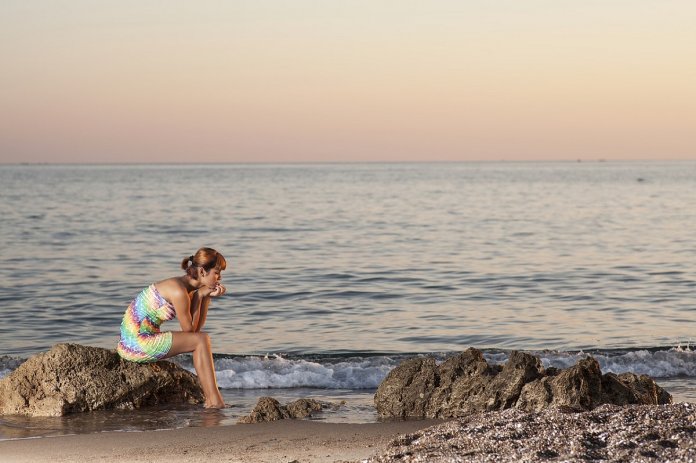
[{"left": 1, "top": 1, "right": 694, "bottom": 164}]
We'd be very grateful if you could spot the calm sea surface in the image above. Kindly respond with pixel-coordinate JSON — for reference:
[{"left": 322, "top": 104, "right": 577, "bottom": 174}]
[{"left": 1, "top": 161, "right": 695, "bottom": 438}]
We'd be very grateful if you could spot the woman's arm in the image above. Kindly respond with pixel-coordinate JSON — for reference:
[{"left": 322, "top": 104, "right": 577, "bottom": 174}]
[
  {"left": 189, "top": 290, "right": 204, "bottom": 331},
  {"left": 194, "top": 284, "right": 226, "bottom": 332},
  {"left": 194, "top": 296, "right": 211, "bottom": 332},
  {"left": 172, "top": 288, "right": 195, "bottom": 332}
]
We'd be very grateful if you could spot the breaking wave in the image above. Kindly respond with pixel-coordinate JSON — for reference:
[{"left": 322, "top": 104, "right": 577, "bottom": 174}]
[{"left": 2, "top": 346, "right": 694, "bottom": 389}]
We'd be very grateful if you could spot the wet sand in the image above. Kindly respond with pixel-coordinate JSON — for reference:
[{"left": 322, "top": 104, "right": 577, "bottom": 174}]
[
  {"left": 0, "top": 419, "right": 441, "bottom": 463},
  {"left": 4, "top": 404, "right": 695, "bottom": 462}
]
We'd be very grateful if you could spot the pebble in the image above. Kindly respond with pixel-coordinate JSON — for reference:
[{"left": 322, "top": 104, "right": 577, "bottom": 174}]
[{"left": 365, "top": 403, "right": 696, "bottom": 462}]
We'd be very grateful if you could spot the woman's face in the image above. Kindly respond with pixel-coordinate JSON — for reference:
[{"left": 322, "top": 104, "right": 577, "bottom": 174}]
[{"left": 200, "top": 266, "right": 222, "bottom": 288}]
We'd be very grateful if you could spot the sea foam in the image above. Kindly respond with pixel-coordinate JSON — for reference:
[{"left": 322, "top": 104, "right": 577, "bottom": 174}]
[
  {"left": 534, "top": 347, "right": 696, "bottom": 379},
  {"left": 2, "top": 348, "right": 694, "bottom": 388},
  {"left": 212, "top": 355, "right": 395, "bottom": 389},
  {"left": 196, "top": 347, "right": 696, "bottom": 390}
]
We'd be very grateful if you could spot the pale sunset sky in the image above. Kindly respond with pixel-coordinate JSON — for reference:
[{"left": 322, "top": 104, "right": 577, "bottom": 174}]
[{"left": 1, "top": 1, "right": 694, "bottom": 164}]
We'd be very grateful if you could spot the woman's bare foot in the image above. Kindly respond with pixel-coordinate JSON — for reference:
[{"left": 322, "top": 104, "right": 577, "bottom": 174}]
[{"left": 204, "top": 400, "right": 226, "bottom": 409}]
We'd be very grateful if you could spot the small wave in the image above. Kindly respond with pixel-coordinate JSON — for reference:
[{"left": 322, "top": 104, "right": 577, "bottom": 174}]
[
  {"left": 0, "top": 356, "right": 24, "bottom": 379},
  {"left": 2, "top": 348, "right": 694, "bottom": 389},
  {"left": 208, "top": 354, "right": 398, "bottom": 389},
  {"left": 203, "top": 347, "right": 696, "bottom": 390},
  {"left": 530, "top": 347, "right": 696, "bottom": 378}
]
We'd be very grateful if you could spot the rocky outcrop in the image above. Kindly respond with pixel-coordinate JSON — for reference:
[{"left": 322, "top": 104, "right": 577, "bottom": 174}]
[
  {"left": 238, "top": 397, "right": 339, "bottom": 423},
  {"left": 375, "top": 348, "right": 671, "bottom": 418},
  {"left": 0, "top": 343, "right": 204, "bottom": 417},
  {"left": 516, "top": 358, "right": 672, "bottom": 412}
]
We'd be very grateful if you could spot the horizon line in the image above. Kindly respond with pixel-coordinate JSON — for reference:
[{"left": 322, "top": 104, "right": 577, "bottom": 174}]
[{"left": 2, "top": 158, "right": 695, "bottom": 167}]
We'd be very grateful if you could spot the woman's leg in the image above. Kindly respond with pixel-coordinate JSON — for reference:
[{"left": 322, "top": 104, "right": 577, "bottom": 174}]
[{"left": 166, "top": 331, "right": 225, "bottom": 408}]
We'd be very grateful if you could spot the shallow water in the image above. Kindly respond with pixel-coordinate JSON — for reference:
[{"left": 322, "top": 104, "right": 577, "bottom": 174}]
[
  {"left": 0, "top": 161, "right": 695, "bottom": 438},
  {"left": 1, "top": 349, "right": 694, "bottom": 440},
  {"left": 0, "top": 388, "right": 377, "bottom": 440}
]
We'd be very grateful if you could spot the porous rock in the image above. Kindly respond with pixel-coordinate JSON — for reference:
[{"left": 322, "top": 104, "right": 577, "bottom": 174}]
[
  {"left": 373, "top": 357, "right": 438, "bottom": 419},
  {"left": 0, "top": 343, "right": 204, "bottom": 417},
  {"left": 238, "top": 397, "right": 337, "bottom": 423},
  {"left": 375, "top": 348, "right": 671, "bottom": 418}
]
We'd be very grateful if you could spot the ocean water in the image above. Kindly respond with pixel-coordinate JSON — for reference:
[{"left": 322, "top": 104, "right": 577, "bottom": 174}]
[{"left": 1, "top": 161, "right": 695, "bottom": 439}]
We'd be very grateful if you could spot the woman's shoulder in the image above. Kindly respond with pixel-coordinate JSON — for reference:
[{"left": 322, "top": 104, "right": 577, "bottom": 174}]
[{"left": 153, "top": 277, "right": 190, "bottom": 302}]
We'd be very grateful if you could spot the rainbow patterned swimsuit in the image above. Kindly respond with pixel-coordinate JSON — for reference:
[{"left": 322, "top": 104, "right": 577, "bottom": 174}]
[{"left": 117, "top": 284, "right": 176, "bottom": 363}]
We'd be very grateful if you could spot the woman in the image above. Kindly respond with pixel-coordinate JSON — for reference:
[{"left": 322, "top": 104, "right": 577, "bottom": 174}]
[{"left": 117, "top": 247, "right": 227, "bottom": 408}]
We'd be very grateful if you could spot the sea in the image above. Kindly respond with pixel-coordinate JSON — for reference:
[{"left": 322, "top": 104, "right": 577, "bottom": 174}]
[{"left": 0, "top": 161, "right": 695, "bottom": 440}]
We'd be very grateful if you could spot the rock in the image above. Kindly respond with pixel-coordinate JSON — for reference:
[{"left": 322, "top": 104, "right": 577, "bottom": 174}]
[
  {"left": 425, "top": 349, "right": 493, "bottom": 418},
  {"left": 517, "top": 356, "right": 604, "bottom": 412},
  {"left": 0, "top": 343, "right": 204, "bottom": 417},
  {"left": 238, "top": 397, "right": 288, "bottom": 423},
  {"left": 516, "top": 357, "right": 674, "bottom": 413},
  {"left": 238, "top": 397, "right": 337, "bottom": 423},
  {"left": 613, "top": 372, "right": 673, "bottom": 405},
  {"left": 285, "top": 398, "right": 326, "bottom": 418},
  {"left": 366, "top": 403, "right": 696, "bottom": 463},
  {"left": 373, "top": 357, "right": 437, "bottom": 419},
  {"left": 375, "top": 348, "right": 671, "bottom": 418}
]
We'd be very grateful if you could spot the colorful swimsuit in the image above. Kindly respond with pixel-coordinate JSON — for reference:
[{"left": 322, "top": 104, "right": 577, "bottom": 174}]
[{"left": 117, "top": 284, "right": 176, "bottom": 363}]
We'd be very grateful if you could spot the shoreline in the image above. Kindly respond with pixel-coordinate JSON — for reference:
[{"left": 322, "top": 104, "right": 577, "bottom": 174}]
[
  {"left": 0, "top": 419, "right": 443, "bottom": 463},
  {"left": 3, "top": 404, "right": 695, "bottom": 462}
]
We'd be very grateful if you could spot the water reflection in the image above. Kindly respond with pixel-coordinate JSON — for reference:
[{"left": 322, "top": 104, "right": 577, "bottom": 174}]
[{"left": 0, "top": 388, "right": 377, "bottom": 440}]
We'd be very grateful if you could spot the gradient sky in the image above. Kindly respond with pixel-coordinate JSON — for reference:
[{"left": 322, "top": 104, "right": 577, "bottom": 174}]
[{"left": 1, "top": 1, "right": 694, "bottom": 163}]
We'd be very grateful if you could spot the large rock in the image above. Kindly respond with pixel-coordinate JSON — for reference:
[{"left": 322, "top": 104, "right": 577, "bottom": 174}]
[
  {"left": 372, "top": 357, "right": 438, "bottom": 419},
  {"left": 238, "top": 397, "right": 339, "bottom": 423},
  {"left": 375, "top": 348, "right": 671, "bottom": 418},
  {"left": 0, "top": 343, "right": 204, "bottom": 416}
]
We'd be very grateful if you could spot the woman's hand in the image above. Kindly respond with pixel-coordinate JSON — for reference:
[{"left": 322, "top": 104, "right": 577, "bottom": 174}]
[
  {"left": 196, "top": 283, "right": 226, "bottom": 298},
  {"left": 207, "top": 283, "right": 227, "bottom": 298},
  {"left": 196, "top": 286, "right": 214, "bottom": 298}
]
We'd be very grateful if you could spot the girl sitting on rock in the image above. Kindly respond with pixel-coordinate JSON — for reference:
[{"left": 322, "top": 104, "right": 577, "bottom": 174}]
[{"left": 117, "top": 247, "right": 227, "bottom": 408}]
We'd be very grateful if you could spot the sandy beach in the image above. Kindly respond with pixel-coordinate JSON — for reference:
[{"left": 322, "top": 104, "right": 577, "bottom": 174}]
[
  {"left": 0, "top": 419, "right": 441, "bottom": 463},
  {"left": 4, "top": 404, "right": 695, "bottom": 462}
]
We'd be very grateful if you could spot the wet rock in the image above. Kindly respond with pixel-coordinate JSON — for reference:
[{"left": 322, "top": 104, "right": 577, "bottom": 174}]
[
  {"left": 373, "top": 357, "right": 438, "bottom": 419},
  {"left": 612, "top": 372, "right": 673, "bottom": 405},
  {"left": 0, "top": 343, "right": 203, "bottom": 417},
  {"left": 285, "top": 398, "right": 329, "bottom": 418},
  {"left": 425, "top": 349, "right": 494, "bottom": 418},
  {"left": 375, "top": 348, "right": 671, "bottom": 418},
  {"left": 517, "top": 356, "right": 604, "bottom": 412},
  {"left": 238, "top": 397, "right": 288, "bottom": 423},
  {"left": 517, "top": 357, "right": 673, "bottom": 413},
  {"left": 238, "top": 397, "right": 337, "bottom": 423}
]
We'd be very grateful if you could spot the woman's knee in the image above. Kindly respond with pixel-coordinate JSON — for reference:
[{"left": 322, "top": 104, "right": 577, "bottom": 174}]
[
  {"left": 189, "top": 332, "right": 211, "bottom": 351},
  {"left": 198, "top": 332, "right": 211, "bottom": 346},
  {"left": 169, "top": 331, "right": 210, "bottom": 355}
]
